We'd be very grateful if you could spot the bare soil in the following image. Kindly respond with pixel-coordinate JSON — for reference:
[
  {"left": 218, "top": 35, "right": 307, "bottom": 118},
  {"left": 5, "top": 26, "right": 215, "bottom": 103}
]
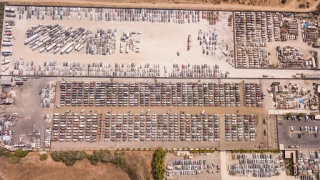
[
  {"left": 0, "top": 153, "right": 130, "bottom": 180},
  {"left": 124, "top": 151, "right": 154, "bottom": 180}
]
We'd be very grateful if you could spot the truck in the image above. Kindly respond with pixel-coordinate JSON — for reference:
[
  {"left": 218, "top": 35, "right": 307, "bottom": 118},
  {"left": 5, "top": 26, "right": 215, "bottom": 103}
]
[
  {"left": 187, "top": 34, "right": 191, "bottom": 51},
  {"left": 1, "top": 59, "right": 10, "bottom": 65},
  {"left": 2, "top": 42, "right": 13, "bottom": 46},
  {"left": 66, "top": 46, "right": 74, "bottom": 54}
]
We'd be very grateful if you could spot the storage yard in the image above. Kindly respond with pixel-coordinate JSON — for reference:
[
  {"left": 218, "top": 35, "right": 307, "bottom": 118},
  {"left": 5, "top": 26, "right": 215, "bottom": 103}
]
[
  {"left": 165, "top": 152, "right": 221, "bottom": 180},
  {"left": 227, "top": 153, "right": 283, "bottom": 177},
  {"left": 267, "top": 81, "right": 318, "bottom": 110},
  {"left": 234, "top": 12, "right": 319, "bottom": 69},
  {"left": 57, "top": 81, "right": 262, "bottom": 107},
  {"left": 0, "top": 6, "right": 234, "bottom": 78},
  {"left": 2, "top": 4, "right": 320, "bottom": 180},
  {"left": 44, "top": 78, "right": 267, "bottom": 150}
]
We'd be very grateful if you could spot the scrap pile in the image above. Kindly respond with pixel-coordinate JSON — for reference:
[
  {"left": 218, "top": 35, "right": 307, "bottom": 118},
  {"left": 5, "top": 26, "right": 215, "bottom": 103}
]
[
  {"left": 228, "top": 153, "right": 282, "bottom": 177},
  {"left": 120, "top": 31, "right": 141, "bottom": 54},
  {"left": 0, "top": 92, "right": 13, "bottom": 105},
  {"left": 40, "top": 83, "right": 55, "bottom": 108},
  {"left": 166, "top": 160, "right": 209, "bottom": 176},
  {"left": 295, "top": 151, "right": 320, "bottom": 177},
  {"left": 270, "top": 82, "right": 318, "bottom": 109},
  {"left": 276, "top": 46, "right": 306, "bottom": 68},
  {"left": 234, "top": 12, "right": 270, "bottom": 68},
  {"left": 86, "top": 28, "right": 117, "bottom": 55},
  {"left": 279, "top": 19, "right": 298, "bottom": 41},
  {"left": 0, "top": 113, "right": 17, "bottom": 146},
  {"left": 30, "top": 128, "right": 41, "bottom": 149}
]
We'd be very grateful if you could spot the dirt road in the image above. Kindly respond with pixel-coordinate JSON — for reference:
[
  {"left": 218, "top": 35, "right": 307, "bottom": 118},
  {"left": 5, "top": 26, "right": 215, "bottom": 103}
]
[{"left": 0, "top": 0, "right": 319, "bottom": 12}]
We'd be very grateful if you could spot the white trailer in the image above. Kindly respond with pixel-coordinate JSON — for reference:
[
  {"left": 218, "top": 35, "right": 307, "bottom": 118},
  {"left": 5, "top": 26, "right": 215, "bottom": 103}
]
[
  {"left": 66, "top": 46, "right": 74, "bottom": 54},
  {"left": 77, "top": 44, "right": 84, "bottom": 51},
  {"left": 75, "top": 44, "right": 81, "bottom": 50},
  {"left": 24, "top": 34, "right": 39, "bottom": 45},
  {"left": 39, "top": 47, "right": 45, "bottom": 53},
  {"left": 46, "top": 43, "right": 56, "bottom": 51},
  {"left": 2, "top": 42, "right": 13, "bottom": 46},
  {"left": 53, "top": 47, "right": 60, "bottom": 54},
  {"left": 60, "top": 42, "right": 74, "bottom": 54},
  {"left": 2, "top": 49, "right": 12, "bottom": 53}
]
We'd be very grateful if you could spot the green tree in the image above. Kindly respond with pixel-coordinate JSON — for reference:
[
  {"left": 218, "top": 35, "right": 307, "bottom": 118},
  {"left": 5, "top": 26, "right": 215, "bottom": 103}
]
[
  {"left": 14, "top": 149, "right": 29, "bottom": 158},
  {"left": 284, "top": 113, "right": 292, "bottom": 118},
  {"left": 297, "top": 113, "right": 305, "bottom": 118},
  {"left": 40, "top": 154, "right": 48, "bottom": 161},
  {"left": 51, "top": 151, "right": 87, "bottom": 166},
  {"left": 299, "top": 3, "right": 306, "bottom": 8},
  {"left": 152, "top": 148, "right": 167, "bottom": 180}
]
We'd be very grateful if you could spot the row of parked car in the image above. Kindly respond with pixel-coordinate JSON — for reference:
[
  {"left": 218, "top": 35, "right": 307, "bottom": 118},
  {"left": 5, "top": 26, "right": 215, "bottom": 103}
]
[
  {"left": 59, "top": 81, "right": 264, "bottom": 107},
  {"left": 225, "top": 114, "right": 256, "bottom": 142},
  {"left": 104, "top": 113, "right": 220, "bottom": 142}
]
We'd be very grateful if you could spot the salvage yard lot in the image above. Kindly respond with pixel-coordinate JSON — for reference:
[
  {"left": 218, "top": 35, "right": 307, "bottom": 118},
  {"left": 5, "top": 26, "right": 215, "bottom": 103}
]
[
  {"left": 51, "top": 79, "right": 266, "bottom": 150},
  {"left": 4, "top": 6, "right": 234, "bottom": 78}
]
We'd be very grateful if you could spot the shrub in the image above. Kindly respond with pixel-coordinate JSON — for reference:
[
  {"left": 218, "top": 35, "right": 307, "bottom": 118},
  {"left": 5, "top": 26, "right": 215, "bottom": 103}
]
[
  {"left": 152, "top": 148, "right": 167, "bottom": 180},
  {"left": 0, "top": 147, "right": 10, "bottom": 157},
  {"left": 40, "top": 154, "right": 48, "bottom": 161},
  {"left": 88, "top": 150, "right": 139, "bottom": 180},
  {"left": 51, "top": 151, "right": 87, "bottom": 166},
  {"left": 281, "top": 0, "right": 287, "bottom": 4},
  {"left": 9, "top": 155, "right": 20, "bottom": 164},
  {"left": 14, "top": 149, "right": 29, "bottom": 158},
  {"left": 317, "top": 3, "right": 320, "bottom": 12},
  {"left": 299, "top": 3, "right": 306, "bottom": 8}
]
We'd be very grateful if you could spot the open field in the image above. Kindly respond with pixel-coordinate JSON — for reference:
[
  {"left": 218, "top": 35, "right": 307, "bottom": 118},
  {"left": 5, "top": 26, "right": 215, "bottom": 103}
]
[{"left": 0, "top": 153, "right": 130, "bottom": 180}]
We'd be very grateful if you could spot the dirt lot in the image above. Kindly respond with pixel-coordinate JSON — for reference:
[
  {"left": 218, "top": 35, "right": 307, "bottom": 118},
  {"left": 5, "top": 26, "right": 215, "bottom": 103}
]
[
  {"left": 0, "top": 152, "right": 130, "bottom": 180},
  {"left": 1, "top": 0, "right": 319, "bottom": 12},
  {"left": 124, "top": 151, "right": 153, "bottom": 180}
]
